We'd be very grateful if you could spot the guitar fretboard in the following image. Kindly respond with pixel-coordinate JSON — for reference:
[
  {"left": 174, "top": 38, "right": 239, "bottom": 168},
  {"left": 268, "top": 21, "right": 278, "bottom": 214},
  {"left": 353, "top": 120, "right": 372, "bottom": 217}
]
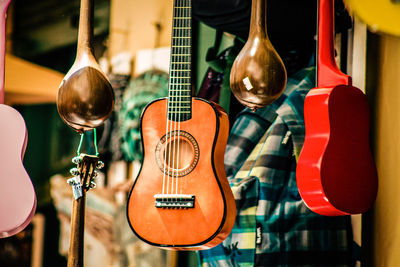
[{"left": 168, "top": 0, "right": 192, "bottom": 122}]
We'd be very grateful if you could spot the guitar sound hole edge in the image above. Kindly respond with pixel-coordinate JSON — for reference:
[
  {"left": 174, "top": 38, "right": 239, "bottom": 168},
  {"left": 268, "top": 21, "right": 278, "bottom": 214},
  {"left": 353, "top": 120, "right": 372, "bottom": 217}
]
[{"left": 155, "top": 130, "right": 200, "bottom": 177}]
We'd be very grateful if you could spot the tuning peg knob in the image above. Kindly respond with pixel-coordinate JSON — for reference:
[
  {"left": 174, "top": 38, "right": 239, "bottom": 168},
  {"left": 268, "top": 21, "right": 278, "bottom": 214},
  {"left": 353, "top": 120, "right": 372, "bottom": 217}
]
[
  {"left": 70, "top": 167, "right": 79, "bottom": 176},
  {"left": 72, "top": 156, "right": 82, "bottom": 165},
  {"left": 89, "top": 181, "right": 97, "bottom": 189},
  {"left": 96, "top": 161, "right": 104, "bottom": 170}
]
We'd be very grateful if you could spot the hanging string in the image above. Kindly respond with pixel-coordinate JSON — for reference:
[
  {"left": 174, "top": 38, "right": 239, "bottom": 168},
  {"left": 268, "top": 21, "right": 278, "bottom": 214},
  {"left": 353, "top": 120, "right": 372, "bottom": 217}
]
[
  {"left": 77, "top": 132, "right": 85, "bottom": 156},
  {"left": 76, "top": 129, "right": 100, "bottom": 156},
  {"left": 93, "top": 128, "right": 99, "bottom": 156}
]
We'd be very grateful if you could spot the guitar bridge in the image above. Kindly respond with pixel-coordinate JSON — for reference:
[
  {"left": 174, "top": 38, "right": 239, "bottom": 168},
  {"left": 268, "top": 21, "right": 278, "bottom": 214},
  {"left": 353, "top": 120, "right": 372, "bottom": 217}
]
[{"left": 154, "top": 194, "right": 195, "bottom": 209}]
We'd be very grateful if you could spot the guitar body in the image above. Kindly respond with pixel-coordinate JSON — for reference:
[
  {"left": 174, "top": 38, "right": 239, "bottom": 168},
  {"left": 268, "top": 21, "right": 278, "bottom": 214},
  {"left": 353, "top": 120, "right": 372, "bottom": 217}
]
[
  {"left": 297, "top": 85, "right": 378, "bottom": 215},
  {"left": 0, "top": 104, "right": 36, "bottom": 237},
  {"left": 127, "top": 98, "right": 236, "bottom": 249}
]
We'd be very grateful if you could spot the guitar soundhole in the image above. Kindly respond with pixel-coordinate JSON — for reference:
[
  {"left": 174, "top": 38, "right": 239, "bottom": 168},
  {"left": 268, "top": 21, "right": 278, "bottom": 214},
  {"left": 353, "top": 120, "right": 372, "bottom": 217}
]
[{"left": 155, "top": 131, "right": 199, "bottom": 177}]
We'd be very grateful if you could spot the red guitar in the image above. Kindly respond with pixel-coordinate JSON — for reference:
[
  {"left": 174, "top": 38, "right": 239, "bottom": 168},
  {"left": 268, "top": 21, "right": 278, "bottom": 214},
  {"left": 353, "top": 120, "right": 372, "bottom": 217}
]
[
  {"left": 126, "top": 0, "right": 236, "bottom": 249},
  {"left": 296, "top": 0, "right": 378, "bottom": 216},
  {"left": 0, "top": 0, "right": 36, "bottom": 237}
]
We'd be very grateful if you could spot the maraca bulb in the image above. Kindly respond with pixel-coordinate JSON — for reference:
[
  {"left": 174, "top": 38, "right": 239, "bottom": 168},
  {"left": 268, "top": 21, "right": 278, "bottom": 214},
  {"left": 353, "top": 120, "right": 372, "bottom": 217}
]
[
  {"left": 230, "top": 36, "right": 287, "bottom": 110},
  {"left": 57, "top": 66, "right": 114, "bottom": 132}
]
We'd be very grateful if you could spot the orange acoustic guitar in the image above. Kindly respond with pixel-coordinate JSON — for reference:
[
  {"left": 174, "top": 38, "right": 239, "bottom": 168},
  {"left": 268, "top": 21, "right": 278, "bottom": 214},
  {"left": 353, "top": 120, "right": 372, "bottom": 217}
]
[{"left": 127, "top": 0, "right": 236, "bottom": 250}]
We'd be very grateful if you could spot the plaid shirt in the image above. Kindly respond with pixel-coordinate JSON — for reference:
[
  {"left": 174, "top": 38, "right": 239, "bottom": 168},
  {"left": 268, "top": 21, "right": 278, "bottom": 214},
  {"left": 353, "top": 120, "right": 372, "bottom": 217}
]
[{"left": 198, "top": 67, "right": 352, "bottom": 267}]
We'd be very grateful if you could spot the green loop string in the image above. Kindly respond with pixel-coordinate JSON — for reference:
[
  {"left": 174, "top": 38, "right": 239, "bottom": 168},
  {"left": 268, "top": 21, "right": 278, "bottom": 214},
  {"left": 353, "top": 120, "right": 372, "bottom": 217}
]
[
  {"left": 93, "top": 128, "right": 99, "bottom": 156},
  {"left": 77, "top": 132, "right": 85, "bottom": 156},
  {"left": 76, "top": 129, "right": 99, "bottom": 156}
]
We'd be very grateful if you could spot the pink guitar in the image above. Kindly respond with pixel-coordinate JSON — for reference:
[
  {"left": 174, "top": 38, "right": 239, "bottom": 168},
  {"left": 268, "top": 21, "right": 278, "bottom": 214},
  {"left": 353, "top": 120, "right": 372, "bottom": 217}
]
[{"left": 0, "top": 0, "right": 36, "bottom": 238}]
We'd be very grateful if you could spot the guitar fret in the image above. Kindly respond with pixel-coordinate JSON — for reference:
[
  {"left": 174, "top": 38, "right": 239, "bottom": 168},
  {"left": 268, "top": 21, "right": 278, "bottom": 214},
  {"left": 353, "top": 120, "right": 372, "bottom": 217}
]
[
  {"left": 168, "top": 0, "right": 192, "bottom": 122},
  {"left": 168, "top": 110, "right": 191, "bottom": 113},
  {"left": 168, "top": 105, "right": 191, "bottom": 108}
]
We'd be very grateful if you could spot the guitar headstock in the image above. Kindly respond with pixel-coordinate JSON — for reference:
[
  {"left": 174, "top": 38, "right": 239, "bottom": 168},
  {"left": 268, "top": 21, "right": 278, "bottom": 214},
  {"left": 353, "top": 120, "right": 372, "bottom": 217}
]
[{"left": 68, "top": 154, "right": 104, "bottom": 199}]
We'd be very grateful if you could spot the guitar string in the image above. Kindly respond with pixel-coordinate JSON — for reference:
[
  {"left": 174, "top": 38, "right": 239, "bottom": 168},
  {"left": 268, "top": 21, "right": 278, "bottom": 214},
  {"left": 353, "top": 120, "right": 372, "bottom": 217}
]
[
  {"left": 171, "top": 0, "right": 181, "bottom": 196},
  {"left": 182, "top": 0, "right": 191, "bottom": 195},
  {"left": 170, "top": 0, "right": 182, "bottom": 196},
  {"left": 173, "top": 0, "right": 181, "bottom": 197},
  {"left": 184, "top": 0, "right": 191, "bottom": 195},
  {"left": 163, "top": 0, "right": 178, "bottom": 195},
  {"left": 176, "top": 0, "right": 187, "bottom": 196},
  {"left": 177, "top": 0, "right": 187, "bottom": 196}
]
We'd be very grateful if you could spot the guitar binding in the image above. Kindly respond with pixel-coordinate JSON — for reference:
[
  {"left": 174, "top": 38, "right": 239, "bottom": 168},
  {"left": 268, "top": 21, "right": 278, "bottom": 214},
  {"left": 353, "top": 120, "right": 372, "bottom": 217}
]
[{"left": 154, "top": 194, "right": 195, "bottom": 209}]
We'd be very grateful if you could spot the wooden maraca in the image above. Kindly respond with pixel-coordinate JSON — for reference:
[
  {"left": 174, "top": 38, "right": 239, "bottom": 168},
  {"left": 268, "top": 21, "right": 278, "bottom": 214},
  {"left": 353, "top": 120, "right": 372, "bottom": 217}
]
[
  {"left": 230, "top": 0, "right": 287, "bottom": 110},
  {"left": 57, "top": 0, "right": 114, "bottom": 132}
]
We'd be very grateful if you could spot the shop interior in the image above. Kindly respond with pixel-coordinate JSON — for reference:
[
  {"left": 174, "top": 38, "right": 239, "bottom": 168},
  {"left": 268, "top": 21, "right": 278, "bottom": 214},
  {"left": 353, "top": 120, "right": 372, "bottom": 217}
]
[{"left": 0, "top": 0, "right": 399, "bottom": 266}]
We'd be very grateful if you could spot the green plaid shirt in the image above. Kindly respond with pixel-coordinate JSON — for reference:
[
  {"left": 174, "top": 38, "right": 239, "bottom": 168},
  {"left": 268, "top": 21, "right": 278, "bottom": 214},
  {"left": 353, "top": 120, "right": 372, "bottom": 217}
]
[{"left": 198, "top": 67, "right": 352, "bottom": 267}]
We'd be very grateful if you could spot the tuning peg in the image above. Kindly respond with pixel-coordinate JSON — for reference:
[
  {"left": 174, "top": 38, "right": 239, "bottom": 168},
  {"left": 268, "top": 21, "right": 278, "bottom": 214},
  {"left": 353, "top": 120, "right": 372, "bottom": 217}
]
[
  {"left": 89, "top": 181, "right": 97, "bottom": 189},
  {"left": 72, "top": 156, "right": 82, "bottom": 165},
  {"left": 70, "top": 167, "right": 79, "bottom": 176},
  {"left": 96, "top": 161, "right": 104, "bottom": 170}
]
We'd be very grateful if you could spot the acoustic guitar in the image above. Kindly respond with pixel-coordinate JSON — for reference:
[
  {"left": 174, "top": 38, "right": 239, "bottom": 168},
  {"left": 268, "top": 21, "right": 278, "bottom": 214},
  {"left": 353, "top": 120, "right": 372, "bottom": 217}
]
[
  {"left": 0, "top": 0, "right": 36, "bottom": 238},
  {"left": 127, "top": 0, "right": 236, "bottom": 250},
  {"left": 296, "top": 0, "right": 378, "bottom": 216}
]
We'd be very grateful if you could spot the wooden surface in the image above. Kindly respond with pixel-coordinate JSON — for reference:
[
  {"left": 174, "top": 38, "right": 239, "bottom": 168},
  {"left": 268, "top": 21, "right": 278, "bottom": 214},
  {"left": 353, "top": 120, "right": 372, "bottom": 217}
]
[
  {"left": 367, "top": 33, "right": 400, "bottom": 266},
  {"left": 230, "top": 0, "right": 286, "bottom": 109},
  {"left": 127, "top": 99, "right": 236, "bottom": 249},
  {"left": 57, "top": 0, "right": 114, "bottom": 132},
  {"left": 68, "top": 194, "right": 86, "bottom": 267}
]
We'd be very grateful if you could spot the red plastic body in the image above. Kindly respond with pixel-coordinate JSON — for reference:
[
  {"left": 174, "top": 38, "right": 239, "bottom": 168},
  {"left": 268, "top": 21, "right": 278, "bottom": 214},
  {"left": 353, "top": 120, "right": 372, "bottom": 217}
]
[{"left": 296, "top": 0, "right": 378, "bottom": 216}]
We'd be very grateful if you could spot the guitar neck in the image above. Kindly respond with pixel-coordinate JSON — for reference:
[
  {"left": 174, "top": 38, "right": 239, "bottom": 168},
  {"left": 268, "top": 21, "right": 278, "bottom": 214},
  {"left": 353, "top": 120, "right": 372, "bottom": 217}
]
[
  {"left": 317, "top": 0, "right": 351, "bottom": 88},
  {"left": 168, "top": 0, "right": 192, "bottom": 122},
  {"left": 0, "top": 1, "right": 11, "bottom": 104},
  {"left": 67, "top": 193, "right": 86, "bottom": 267}
]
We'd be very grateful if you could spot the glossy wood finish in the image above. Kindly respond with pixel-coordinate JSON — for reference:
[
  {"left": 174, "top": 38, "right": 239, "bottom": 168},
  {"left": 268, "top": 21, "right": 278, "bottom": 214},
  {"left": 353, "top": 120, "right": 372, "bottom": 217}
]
[
  {"left": 0, "top": 0, "right": 36, "bottom": 238},
  {"left": 296, "top": 0, "right": 378, "bottom": 216},
  {"left": 67, "top": 154, "right": 99, "bottom": 267},
  {"left": 127, "top": 98, "right": 236, "bottom": 249},
  {"left": 230, "top": 0, "right": 286, "bottom": 110},
  {"left": 68, "top": 193, "right": 85, "bottom": 267},
  {"left": 57, "top": 0, "right": 114, "bottom": 132}
]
